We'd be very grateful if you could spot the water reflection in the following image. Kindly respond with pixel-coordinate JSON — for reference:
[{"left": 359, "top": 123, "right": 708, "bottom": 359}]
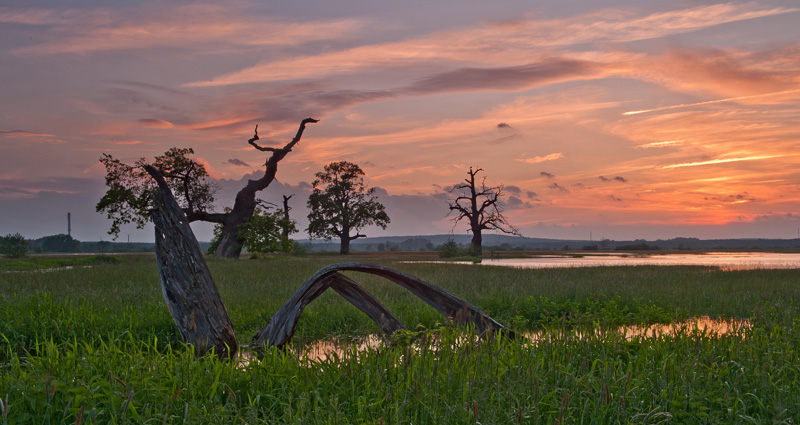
[
  {"left": 481, "top": 252, "right": 800, "bottom": 270},
  {"left": 288, "top": 316, "right": 750, "bottom": 363}
]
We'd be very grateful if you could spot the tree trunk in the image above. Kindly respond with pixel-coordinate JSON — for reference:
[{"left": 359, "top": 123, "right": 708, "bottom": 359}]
[
  {"left": 145, "top": 165, "right": 238, "bottom": 360},
  {"left": 213, "top": 189, "right": 257, "bottom": 258},
  {"left": 471, "top": 221, "right": 483, "bottom": 256},
  {"left": 340, "top": 236, "right": 351, "bottom": 255}
]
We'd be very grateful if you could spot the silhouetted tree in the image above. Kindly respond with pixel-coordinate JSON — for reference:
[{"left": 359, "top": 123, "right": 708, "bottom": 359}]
[
  {"left": 97, "top": 118, "right": 317, "bottom": 258},
  {"left": 447, "top": 167, "right": 520, "bottom": 256},
  {"left": 306, "top": 161, "right": 390, "bottom": 254}
]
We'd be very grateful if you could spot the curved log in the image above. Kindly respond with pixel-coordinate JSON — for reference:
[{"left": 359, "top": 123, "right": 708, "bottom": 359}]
[
  {"left": 145, "top": 165, "right": 238, "bottom": 360},
  {"left": 252, "top": 262, "right": 512, "bottom": 354}
]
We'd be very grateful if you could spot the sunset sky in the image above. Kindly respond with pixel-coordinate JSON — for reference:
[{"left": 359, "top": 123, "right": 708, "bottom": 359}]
[{"left": 1, "top": 1, "right": 799, "bottom": 243}]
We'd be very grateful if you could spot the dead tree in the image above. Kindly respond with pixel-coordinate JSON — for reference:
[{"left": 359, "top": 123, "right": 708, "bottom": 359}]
[
  {"left": 213, "top": 118, "right": 318, "bottom": 258},
  {"left": 448, "top": 167, "right": 521, "bottom": 256}
]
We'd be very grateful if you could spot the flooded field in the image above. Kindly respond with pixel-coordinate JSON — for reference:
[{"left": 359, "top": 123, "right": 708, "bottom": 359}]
[
  {"left": 481, "top": 251, "right": 800, "bottom": 270},
  {"left": 294, "top": 316, "right": 751, "bottom": 362}
]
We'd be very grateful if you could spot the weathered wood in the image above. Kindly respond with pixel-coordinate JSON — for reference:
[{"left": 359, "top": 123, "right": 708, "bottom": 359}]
[
  {"left": 145, "top": 165, "right": 238, "bottom": 360},
  {"left": 328, "top": 273, "right": 405, "bottom": 335},
  {"left": 252, "top": 262, "right": 511, "bottom": 354}
]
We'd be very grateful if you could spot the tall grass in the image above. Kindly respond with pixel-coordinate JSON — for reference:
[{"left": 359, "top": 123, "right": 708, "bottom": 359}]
[{"left": 1, "top": 254, "right": 799, "bottom": 423}]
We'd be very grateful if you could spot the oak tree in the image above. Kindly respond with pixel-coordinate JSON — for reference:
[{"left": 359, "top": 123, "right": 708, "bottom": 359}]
[
  {"left": 306, "top": 161, "right": 390, "bottom": 254},
  {"left": 447, "top": 167, "right": 520, "bottom": 256},
  {"left": 96, "top": 118, "right": 317, "bottom": 258}
]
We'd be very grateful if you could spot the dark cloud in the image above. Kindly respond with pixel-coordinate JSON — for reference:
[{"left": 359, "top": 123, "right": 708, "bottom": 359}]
[
  {"left": 549, "top": 183, "right": 569, "bottom": 192},
  {"left": 497, "top": 122, "right": 512, "bottom": 129},
  {"left": 505, "top": 185, "right": 522, "bottom": 195},
  {"left": 599, "top": 176, "right": 627, "bottom": 183},
  {"left": 526, "top": 191, "right": 537, "bottom": 198},
  {"left": 540, "top": 172, "right": 555, "bottom": 179},
  {"left": 405, "top": 59, "right": 600, "bottom": 94},
  {"left": 363, "top": 161, "right": 376, "bottom": 167},
  {"left": 227, "top": 158, "right": 249, "bottom": 167},
  {"left": 609, "top": 194, "right": 623, "bottom": 202}
]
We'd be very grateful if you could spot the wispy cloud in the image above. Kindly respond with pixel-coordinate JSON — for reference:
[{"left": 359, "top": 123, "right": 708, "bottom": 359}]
[
  {"left": 183, "top": 3, "right": 796, "bottom": 87},
  {"left": 662, "top": 155, "right": 781, "bottom": 169},
  {"left": 624, "top": 89, "right": 800, "bottom": 116},
  {"left": 519, "top": 153, "right": 564, "bottom": 164},
  {"left": 9, "top": 4, "right": 364, "bottom": 55},
  {"left": 635, "top": 140, "right": 683, "bottom": 149}
]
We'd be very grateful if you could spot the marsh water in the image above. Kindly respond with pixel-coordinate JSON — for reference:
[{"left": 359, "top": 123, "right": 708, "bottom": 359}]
[
  {"left": 480, "top": 252, "right": 800, "bottom": 270},
  {"left": 290, "top": 316, "right": 751, "bottom": 363}
]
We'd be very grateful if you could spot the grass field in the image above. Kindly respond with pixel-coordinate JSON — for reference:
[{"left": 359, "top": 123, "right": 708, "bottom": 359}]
[{"left": 1, "top": 253, "right": 799, "bottom": 423}]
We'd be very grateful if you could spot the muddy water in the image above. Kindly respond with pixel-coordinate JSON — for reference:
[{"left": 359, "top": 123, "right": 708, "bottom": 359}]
[{"left": 285, "top": 317, "right": 751, "bottom": 363}]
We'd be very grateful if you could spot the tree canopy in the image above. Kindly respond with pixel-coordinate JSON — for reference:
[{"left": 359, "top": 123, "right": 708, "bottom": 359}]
[
  {"left": 306, "top": 161, "right": 390, "bottom": 254},
  {"left": 96, "top": 147, "right": 218, "bottom": 238},
  {"left": 96, "top": 118, "right": 317, "bottom": 258}
]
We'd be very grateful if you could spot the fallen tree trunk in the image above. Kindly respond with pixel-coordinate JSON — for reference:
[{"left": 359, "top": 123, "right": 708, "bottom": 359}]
[
  {"left": 253, "top": 262, "right": 512, "bottom": 355},
  {"left": 145, "top": 165, "right": 238, "bottom": 360}
]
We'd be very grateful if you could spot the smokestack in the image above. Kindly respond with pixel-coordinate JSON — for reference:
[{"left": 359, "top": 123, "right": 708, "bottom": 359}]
[{"left": 68, "top": 212, "right": 71, "bottom": 237}]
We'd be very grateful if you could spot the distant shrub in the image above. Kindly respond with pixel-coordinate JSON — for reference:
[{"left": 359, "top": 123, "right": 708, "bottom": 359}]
[
  {"left": 0, "top": 233, "right": 29, "bottom": 258},
  {"left": 438, "top": 239, "right": 461, "bottom": 258}
]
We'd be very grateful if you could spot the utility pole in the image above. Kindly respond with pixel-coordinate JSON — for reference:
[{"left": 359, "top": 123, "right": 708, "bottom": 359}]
[{"left": 68, "top": 212, "right": 71, "bottom": 237}]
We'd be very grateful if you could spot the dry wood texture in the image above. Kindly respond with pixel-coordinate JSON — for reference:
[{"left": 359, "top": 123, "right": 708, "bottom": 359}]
[{"left": 145, "top": 165, "right": 238, "bottom": 360}]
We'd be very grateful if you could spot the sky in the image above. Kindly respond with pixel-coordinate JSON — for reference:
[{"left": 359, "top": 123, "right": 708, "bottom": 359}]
[{"left": 1, "top": 0, "right": 799, "bottom": 243}]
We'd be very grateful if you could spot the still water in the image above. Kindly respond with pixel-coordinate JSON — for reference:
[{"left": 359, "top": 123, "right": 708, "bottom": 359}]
[{"left": 480, "top": 252, "right": 800, "bottom": 270}]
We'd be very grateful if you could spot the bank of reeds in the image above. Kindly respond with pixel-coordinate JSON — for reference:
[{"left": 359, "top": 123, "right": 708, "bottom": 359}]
[{"left": 1, "top": 254, "right": 798, "bottom": 423}]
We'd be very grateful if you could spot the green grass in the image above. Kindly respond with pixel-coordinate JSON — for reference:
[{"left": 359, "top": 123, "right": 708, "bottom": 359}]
[{"left": 1, "top": 254, "right": 799, "bottom": 423}]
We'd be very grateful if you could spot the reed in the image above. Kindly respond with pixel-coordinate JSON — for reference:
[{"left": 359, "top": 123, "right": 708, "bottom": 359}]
[{"left": 1, "top": 254, "right": 798, "bottom": 423}]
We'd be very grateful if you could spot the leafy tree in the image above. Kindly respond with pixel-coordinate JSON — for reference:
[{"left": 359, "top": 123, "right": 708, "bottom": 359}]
[
  {"left": 36, "top": 234, "right": 81, "bottom": 253},
  {"left": 241, "top": 207, "right": 297, "bottom": 254},
  {"left": 96, "top": 118, "right": 317, "bottom": 258},
  {"left": 0, "top": 233, "right": 29, "bottom": 258},
  {"left": 447, "top": 167, "right": 520, "bottom": 256},
  {"left": 306, "top": 161, "right": 390, "bottom": 255}
]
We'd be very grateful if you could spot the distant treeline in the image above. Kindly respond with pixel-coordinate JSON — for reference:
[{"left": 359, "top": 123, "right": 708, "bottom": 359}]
[{"left": 19, "top": 233, "right": 800, "bottom": 254}]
